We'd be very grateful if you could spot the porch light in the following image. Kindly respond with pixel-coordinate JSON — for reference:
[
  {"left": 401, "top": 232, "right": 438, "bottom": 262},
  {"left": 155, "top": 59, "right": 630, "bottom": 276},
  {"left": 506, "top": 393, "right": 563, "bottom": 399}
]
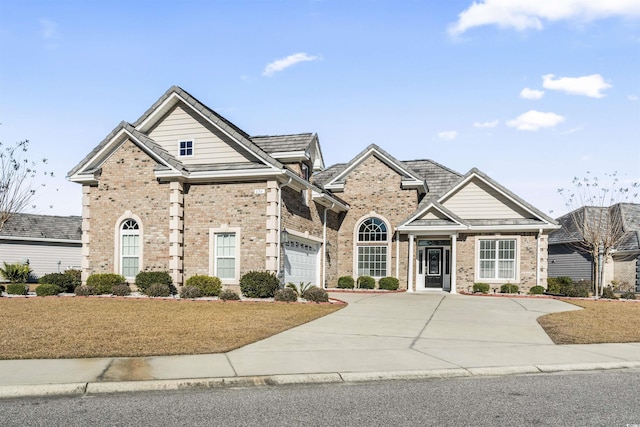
[{"left": 281, "top": 230, "right": 289, "bottom": 244}]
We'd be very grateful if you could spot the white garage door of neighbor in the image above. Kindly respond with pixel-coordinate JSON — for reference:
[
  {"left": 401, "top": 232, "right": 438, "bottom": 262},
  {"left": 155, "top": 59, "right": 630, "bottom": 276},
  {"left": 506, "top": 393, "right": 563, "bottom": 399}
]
[{"left": 283, "top": 239, "right": 319, "bottom": 286}]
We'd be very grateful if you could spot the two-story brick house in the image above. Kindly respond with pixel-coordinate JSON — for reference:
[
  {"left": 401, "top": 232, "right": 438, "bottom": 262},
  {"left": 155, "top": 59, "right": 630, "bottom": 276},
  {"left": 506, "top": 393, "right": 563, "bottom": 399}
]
[{"left": 68, "top": 86, "right": 558, "bottom": 292}]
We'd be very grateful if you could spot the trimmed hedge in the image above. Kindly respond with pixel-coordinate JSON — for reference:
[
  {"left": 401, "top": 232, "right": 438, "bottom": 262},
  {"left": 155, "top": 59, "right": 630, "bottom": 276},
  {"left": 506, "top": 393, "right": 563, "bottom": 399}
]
[
  {"left": 500, "top": 284, "right": 519, "bottom": 294},
  {"left": 547, "top": 276, "right": 573, "bottom": 294},
  {"left": 35, "top": 283, "right": 60, "bottom": 296},
  {"left": 529, "top": 285, "right": 545, "bottom": 295},
  {"left": 337, "top": 276, "right": 355, "bottom": 289},
  {"left": 38, "top": 272, "right": 80, "bottom": 293},
  {"left": 547, "top": 277, "right": 590, "bottom": 297},
  {"left": 185, "top": 275, "right": 222, "bottom": 297},
  {"left": 274, "top": 287, "right": 298, "bottom": 302},
  {"left": 219, "top": 289, "right": 240, "bottom": 301},
  {"left": 357, "top": 276, "right": 375, "bottom": 289},
  {"left": 240, "top": 271, "right": 279, "bottom": 298},
  {"left": 6, "top": 283, "right": 28, "bottom": 295},
  {"left": 136, "top": 271, "right": 172, "bottom": 294},
  {"left": 473, "top": 283, "right": 490, "bottom": 294},
  {"left": 302, "top": 286, "right": 329, "bottom": 303},
  {"left": 378, "top": 277, "right": 399, "bottom": 291},
  {"left": 86, "top": 273, "right": 126, "bottom": 295}
]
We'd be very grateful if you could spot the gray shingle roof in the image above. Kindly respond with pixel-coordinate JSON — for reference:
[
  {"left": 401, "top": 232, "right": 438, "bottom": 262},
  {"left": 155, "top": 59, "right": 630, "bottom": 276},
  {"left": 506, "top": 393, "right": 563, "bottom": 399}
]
[
  {"left": 312, "top": 163, "right": 347, "bottom": 187},
  {"left": 401, "top": 159, "right": 461, "bottom": 196},
  {"left": 251, "top": 133, "right": 315, "bottom": 153},
  {"left": 1, "top": 214, "right": 82, "bottom": 241}
]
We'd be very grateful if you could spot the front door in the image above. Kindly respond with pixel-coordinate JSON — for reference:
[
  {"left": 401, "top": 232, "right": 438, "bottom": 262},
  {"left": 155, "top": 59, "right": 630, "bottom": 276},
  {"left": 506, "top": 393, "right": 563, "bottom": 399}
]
[{"left": 426, "top": 248, "right": 443, "bottom": 288}]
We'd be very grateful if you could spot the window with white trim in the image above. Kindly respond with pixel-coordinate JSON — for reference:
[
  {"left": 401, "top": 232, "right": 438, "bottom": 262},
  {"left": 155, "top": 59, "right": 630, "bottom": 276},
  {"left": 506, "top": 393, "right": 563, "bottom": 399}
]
[
  {"left": 215, "top": 233, "right": 236, "bottom": 280},
  {"left": 478, "top": 239, "right": 516, "bottom": 280},
  {"left": 120, "top": 219, "right": 140, "bottom": 278},
  {"left": 179, "top": 140, "right": 193, "bottom": 156},
  {"left": 356, "top": 217, "right": 388, "bottom": 277}
]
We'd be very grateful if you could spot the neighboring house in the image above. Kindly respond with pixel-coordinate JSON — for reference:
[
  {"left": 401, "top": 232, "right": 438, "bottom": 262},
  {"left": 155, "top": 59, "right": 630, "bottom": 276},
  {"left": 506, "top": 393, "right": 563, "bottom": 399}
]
[
  {"left": 549, "top": 203, "right": 640, "bottom": 292},
  {"left": 67, "top": 86, "right": 559, "bottom": 292},
  {"left": 0, "top": 214, "right": 82, "bottom": 280}
]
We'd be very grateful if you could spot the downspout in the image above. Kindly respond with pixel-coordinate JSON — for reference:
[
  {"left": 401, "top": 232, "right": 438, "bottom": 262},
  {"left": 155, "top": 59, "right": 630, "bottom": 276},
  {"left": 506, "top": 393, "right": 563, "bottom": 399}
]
[
  {"left": 322, "top": 203, "right": 334, "bottom": 289},
  {"left": 537, "top": 228, "right": 542, "bottom": 287},
  {"left": 276, "top": 177, "right": 293, "bottom": 280}
]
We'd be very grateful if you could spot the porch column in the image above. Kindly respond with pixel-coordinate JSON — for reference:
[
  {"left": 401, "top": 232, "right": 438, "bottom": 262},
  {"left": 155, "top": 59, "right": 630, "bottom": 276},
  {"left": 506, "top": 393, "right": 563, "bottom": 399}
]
[
  {"left": 450, "top": 233, "right": 457, "bottom": 294},
  {"left": 407, "top": 234, "right": 414, "bottom": 292}
]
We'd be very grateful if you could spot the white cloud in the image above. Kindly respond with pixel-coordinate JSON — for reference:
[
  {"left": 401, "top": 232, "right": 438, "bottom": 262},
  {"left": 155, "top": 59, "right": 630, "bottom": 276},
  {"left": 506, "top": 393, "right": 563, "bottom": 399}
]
[
  {"left": 438, "top": 130, "right": 458, "bottom": 140},
  {"left": 473, "top": 120, "right": 499, "bottom": 128},
  {"left": 629, "top": 94, "right": 639, "bottom": 101},
  {"left": 562, "top": 125, "right": 584, "bottom": 135},
  {"left": 542, "top": 73, "right": 612, "bottom": 98},
  {"left": 506, "top": 110, "right": 565, "bottom": 131},
  {"left": 262, "top": 52, "right": 320, "bottom": 77},
  {"left": 448, "top": 0, "right": 640, "bottom": 36},
  {"left": 520, "top": 88, "right": 545, "bottom": 100}
]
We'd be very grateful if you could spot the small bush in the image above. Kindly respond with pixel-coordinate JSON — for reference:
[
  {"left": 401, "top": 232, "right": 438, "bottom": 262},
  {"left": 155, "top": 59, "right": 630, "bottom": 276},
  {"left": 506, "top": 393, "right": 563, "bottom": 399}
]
[
  {"left": 185, "top": 275, "right": 222, "bottom": 297},
  {"left": 145, "top": 283, "right": 171, "bottom": 297},
  {"left": 35, "top": 283, "right": 60, "bottom": 296},
  {"left": 563, "top": 283, "right": 590, "bottom": 298},
  {"left": 357, "top": 276, "right": 375, "bottom": 289},
  {"left": 274, "top": 287, "right": 298, "bottom": 302},
  {"left": 240, "top": 271, "right": 279, "bottom": 298},
  {"left": 500, "top": 284, "right": 519, "bottom": 294},
  {"left": 219, "top": 289, "right": 240, "bottom": 301},
  {"left": 6, "top": 283, "right": 28, "bottom": 295},
  {"left": 600, "top": 287, "right": 618, "bottom": 300},
  {"left": 473, "top": 283, "right": 490, "bottom": 294},
  {"left": 547, "top": 276, "right": 573, "bottom": 294},
  {"left": 38, "top": 273, "right": 78, "bottom": 293},
  {"left": 0, "top": 262, "right": 32, "bottom": 283},
  {"left": 285, "top": 282, "right": 313, "bottom": 297},
  {"left": 74, "top": 285, "right": 95, "bottom": 296},
  {"left": 337, "top": 276, "right": 355, "bottom": 289},
  {"left": 86, "top": 273, "right": 126, "bottom": 295},
  {"left": 529, "top": 285, "right": 545, "bottom": 295},
  {"left": 64, "top": 269, "right": 82, "bottom": 285},
  {"left": 111, "top": 284, "right": 131, "bottom": 296},
  {"left": 378, "top": 277, "right": 399, "bottom": 291},
  {"left": 179, "top": 285, "right": 203, "bottom": 299},
  {"left": 621, "top": 292, "right": 636, "bottom": 300},
  {"left": 302, "top": 286, "right": 329, "bottom": 303},
  {"left": 136, "top": 271, "right": 172, "bottom": 294}
]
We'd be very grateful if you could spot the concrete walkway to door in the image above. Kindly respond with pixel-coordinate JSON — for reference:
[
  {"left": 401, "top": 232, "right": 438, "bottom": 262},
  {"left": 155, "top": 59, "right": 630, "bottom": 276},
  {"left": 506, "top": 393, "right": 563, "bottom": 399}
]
[{"left": 1, "top": 292, "right": 639, "bottom": 397}]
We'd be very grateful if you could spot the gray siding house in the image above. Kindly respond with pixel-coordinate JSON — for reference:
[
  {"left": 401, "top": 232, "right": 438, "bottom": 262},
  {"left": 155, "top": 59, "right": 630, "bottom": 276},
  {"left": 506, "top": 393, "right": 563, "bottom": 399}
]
[{"left": 0, "top": 214, "right": 82, "bottom": 280}]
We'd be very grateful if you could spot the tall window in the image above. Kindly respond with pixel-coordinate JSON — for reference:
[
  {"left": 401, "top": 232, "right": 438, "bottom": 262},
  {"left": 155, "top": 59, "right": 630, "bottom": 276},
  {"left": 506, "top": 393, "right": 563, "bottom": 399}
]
[
  {"left": 215, "top": 233, "right": 236, "bottom": 280},
  {"left": 479, "top": 239, "right": 516, "bottom": 280},
  {"left": 121, "top": 219, "right": 140, "bottom": 278},
  {"left": 356, "top": 217, "right": 388, "bottom": 277},
  {"left": 179, "top": 140, "right": 193, "bottom": 156}
]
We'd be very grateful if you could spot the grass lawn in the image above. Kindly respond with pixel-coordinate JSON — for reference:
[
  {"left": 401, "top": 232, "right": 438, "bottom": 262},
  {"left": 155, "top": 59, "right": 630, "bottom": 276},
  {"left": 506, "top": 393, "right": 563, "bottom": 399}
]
[
  {"left": 0, "top": 297, "right": 343, "bottom": 360},
  {"left": 538, "top": 299, "right": 640, "bottom": 344}
]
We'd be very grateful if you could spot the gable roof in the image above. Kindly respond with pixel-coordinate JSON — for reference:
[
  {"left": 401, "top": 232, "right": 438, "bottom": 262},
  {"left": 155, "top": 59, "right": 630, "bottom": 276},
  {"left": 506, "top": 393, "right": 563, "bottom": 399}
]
[
  {"left": 1, "top": 213, "right": 82, "bottom": 242},
  {"left": 252, "top": 133, "right": 325, "bottom": 170}
]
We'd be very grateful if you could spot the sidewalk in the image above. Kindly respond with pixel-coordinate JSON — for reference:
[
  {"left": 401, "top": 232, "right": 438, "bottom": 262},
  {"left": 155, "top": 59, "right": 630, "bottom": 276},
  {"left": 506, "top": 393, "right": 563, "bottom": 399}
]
[{"left": 1, "top": 292, "right": 639, "bottom": 398}]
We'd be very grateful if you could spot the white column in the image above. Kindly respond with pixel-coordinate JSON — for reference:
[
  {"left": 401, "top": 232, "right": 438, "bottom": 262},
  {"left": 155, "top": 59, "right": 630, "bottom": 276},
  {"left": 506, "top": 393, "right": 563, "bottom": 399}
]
[
  {"left": 408, "top": 234, "right": 415, "bottom": 293},
  {"left": 169, "top": 181, "right": 184, "bottom": 287},
  {"left": 450, "top": 233, "right": 457, "bottom": 294}
]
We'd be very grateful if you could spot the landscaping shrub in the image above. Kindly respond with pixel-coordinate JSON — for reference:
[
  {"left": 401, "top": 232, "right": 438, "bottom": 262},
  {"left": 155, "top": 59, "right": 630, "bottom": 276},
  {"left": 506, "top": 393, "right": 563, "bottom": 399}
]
[
  {"left": 136, "top": 271, "right": 172, "bottom": 294},
  {"left": 6, "top": 283, "right": 28, "bottom": 295},
  {"left": 35, "top": 283, "right": 60, "bottom": 297},
  {"left": 621, "top": 292, "right": 636, "bottom": 300},
  {"left": 500, "top": 284, "right": 519, "bottom": 294},
  {"left": 274, "top": 287, "right": 298, "bottom": 302},
  {"left": 378, "top": 277, "right": 399, "bottom": 291},
  {"left": 357, "top": 276, "right": 375, "bottom": 289},
  {"left": 529, "top": 285, "right": 545, "bottom": 295},
  {"left": 145, "top": 283, "right": 171, "bottom": 297},
  {"left": 302, "top": 286, "right": 329, "bottom": 303},
  {"left": 38, "top": 273, "right": 78, "bottom": 293},
  {"left": 111, "top": 284, "right": 131, "bottom": 296},
  {"left": 0, "top": 262, "right": 32, "bottom": 283},
  {"left": 64, "top": 269, "right": 82, "bottom": 286},
  {"left": 601, "top": 287, "right": 618, "bottom": 300},
  {"left": 240, "top": 271, "right": 279, "bottom": 298},
  {"left": 74, "top": 285, "right": 95, "bottom": 296},
  {"left": 547, "top": 276, "right": 573, "bottom": 294},
  {"left": 219, "top": 289, "right": 240, "bottom": 301},
  {"left": 337, "top": 276, "right": 355, "bottom": 289},
  {"left": 185, "top": 275, "right": 222, "bottom": 297},
  {"left": 473, "top": 283, "right": 490, "bottom": 294},
  {"left": 285, "top": 282, "right": 313, "bottom": 297},
  {"left": 563, "top": 283, "right": 590, "bottom": 298},
  {"left": 86, "top": 273, "right": 126, "bottom": 295},
  {"left": 179, "top": 285, "right": 203, "bottom": 299}
]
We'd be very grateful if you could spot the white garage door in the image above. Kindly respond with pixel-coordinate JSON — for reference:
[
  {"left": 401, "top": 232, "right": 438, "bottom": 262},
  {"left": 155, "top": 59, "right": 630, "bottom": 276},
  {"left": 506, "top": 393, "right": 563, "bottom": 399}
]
[{"left": 283, "top": 239, "right": 319, "bottom": 286}]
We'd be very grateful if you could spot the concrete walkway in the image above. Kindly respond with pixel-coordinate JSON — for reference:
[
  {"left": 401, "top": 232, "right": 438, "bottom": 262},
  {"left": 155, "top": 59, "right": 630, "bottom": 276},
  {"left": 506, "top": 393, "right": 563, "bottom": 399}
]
[{"left": 1, "top": 292, "right": 639, "bottom": 397}]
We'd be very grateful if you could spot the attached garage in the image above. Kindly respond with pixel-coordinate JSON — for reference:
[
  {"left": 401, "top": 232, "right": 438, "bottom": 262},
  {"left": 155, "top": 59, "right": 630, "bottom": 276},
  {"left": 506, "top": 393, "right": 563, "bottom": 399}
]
[{"left": 283, "top": 238, "right": 320, "bottom": 286}]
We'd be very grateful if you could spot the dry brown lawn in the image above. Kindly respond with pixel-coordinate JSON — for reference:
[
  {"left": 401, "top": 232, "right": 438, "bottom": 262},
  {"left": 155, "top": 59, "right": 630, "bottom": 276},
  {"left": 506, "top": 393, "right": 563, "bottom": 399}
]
[
  {"left": 538, "top": 299, "right": 640, "bottom": 344},
  {"left": 0, "top": 297, "right": 343, "bottom": 360}
]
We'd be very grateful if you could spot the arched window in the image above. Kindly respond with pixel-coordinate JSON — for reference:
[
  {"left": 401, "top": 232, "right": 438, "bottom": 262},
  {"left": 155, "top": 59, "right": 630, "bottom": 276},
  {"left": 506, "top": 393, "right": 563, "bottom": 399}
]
[
  {"left": 120, "top": 219, "right": 140, "bottom": 278},
  {"left": 356, "top": 217, "right": 389, "bottom": 277}
]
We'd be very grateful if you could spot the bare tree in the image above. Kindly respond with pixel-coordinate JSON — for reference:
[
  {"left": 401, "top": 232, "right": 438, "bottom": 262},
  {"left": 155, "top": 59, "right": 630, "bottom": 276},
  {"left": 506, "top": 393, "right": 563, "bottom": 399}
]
[
  {"left": 557, "top": 172, "right": 639, "bottom": 297},
  {"left": 0, "top": 140, "right": 52, "bottom": 232}
]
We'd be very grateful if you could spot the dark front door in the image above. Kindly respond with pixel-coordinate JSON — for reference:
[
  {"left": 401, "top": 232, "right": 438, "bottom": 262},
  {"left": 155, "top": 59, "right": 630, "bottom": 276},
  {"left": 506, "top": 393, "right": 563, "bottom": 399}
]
[{"left": 426, "top": 248, "right": 443, "bottom": 288}]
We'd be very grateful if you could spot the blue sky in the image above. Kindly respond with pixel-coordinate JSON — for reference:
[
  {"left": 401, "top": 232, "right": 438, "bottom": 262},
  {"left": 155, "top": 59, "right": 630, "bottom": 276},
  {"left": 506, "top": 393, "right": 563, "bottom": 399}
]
[{"left": 1, "top": 0, "right": 639, "bottom": 217}]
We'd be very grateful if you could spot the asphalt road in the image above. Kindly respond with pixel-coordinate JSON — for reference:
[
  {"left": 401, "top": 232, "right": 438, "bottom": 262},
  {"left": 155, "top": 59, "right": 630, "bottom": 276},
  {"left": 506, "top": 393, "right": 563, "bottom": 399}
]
[{"left": 1, "top": 369, "right": 639, "bottom": 426}]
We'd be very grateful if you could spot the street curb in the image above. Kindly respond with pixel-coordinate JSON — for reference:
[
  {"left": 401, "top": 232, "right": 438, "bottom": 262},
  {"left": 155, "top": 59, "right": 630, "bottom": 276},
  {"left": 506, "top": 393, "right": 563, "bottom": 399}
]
[{"left": 2, "top": 362, "right": 640, "bottom": 399}]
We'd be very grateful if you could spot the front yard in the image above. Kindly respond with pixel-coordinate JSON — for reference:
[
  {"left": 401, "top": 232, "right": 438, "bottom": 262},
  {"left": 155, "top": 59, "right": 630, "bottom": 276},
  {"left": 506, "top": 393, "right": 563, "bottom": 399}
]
[{"left": 0, "top": 297, "right": 343, "bottom": 359}]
